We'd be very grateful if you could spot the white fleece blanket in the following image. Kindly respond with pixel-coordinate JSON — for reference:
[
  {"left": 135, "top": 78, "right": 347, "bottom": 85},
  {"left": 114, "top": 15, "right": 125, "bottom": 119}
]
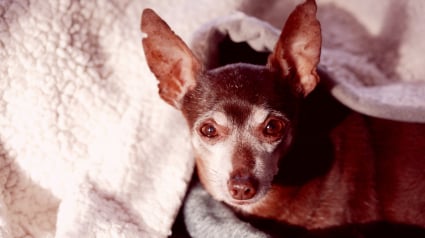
[{"left": 1, "top": 0, "right": 424, "bottom": 237}]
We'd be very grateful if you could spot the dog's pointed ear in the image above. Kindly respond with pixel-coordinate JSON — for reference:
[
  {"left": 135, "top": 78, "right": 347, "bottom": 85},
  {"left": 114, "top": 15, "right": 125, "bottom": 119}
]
[
  {"left": 267, "top": 0, "right": 321, "bottom": 97},
  {"left": 141, "top": 9, "right": 201, "bottom": 109}
]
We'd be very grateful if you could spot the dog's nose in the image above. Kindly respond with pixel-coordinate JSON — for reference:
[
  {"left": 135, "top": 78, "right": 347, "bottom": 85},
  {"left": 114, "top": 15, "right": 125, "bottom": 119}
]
[{"left": 227, "top": 173, "right": 258, "bottom": 200}]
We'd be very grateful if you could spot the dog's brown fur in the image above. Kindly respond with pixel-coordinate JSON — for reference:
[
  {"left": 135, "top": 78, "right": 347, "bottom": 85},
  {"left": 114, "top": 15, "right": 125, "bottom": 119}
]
[{"left": 248, "top": 92, "right": 425, "bottom": 229}]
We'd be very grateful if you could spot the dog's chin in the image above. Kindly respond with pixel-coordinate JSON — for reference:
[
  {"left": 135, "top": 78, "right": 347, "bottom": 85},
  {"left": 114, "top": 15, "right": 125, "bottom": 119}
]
[{"left": 226, "top": 198, "right": 260, "bottom": 207}]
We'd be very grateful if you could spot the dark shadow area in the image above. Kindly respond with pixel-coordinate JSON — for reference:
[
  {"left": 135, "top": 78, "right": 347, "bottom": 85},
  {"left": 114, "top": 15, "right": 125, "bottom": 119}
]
[
  {"left": 217, "top": 35, "right": 270, "bottom": 67},
  {"left": 170, "top": 208, "right": 191, "bottom": 238},
  {"left": 170, "top": 175, "right": 199, "bottom": 238},
  {"left": 276, "top": 70, "right": 350, "bottom": 186},
  {"left": 246, "top": 216, "right": 425, "bottom": 238}
]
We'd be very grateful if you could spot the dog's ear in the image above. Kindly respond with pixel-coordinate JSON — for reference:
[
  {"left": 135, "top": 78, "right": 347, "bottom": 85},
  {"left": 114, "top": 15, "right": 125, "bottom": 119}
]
[
  {"left": 267, "top": 0, "right": 321, "bottom": 97},
  {"left": 141, "top": 9, "right": 201, "bottom": 109}
]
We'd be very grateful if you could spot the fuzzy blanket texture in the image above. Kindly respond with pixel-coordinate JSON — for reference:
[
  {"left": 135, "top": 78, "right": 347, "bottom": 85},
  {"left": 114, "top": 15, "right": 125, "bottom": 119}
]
[{"left": 0, "top": 0, "right": 424, "bottom": 237}]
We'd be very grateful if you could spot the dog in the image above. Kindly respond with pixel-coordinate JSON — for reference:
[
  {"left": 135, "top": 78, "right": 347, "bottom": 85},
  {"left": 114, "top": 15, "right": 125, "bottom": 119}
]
[{"left": 141, "top": 0, "right": 425, "bottom": 235}]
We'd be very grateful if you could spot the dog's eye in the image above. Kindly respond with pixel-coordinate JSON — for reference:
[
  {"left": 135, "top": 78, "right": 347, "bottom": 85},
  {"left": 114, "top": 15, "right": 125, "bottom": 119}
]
[
  {"left": 263, "top": 118, "right": 285, "bottom": 138},
  {"left": 200, "top": 123, "right": 219, "bottom": 138}
]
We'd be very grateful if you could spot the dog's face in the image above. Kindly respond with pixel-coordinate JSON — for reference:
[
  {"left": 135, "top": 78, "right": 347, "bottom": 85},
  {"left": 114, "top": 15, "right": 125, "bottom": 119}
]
[
  {"left": 141, "top": 0, "right": 321, "bottom": 206},
  {"left": 181, "top": 64, "right": 299, "bottom": 205}
]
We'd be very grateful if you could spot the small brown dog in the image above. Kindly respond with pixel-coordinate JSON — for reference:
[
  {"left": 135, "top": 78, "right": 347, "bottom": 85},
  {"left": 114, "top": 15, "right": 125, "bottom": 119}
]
[{"left": 141, "top": 0, "right": 425, "bottom": 235}]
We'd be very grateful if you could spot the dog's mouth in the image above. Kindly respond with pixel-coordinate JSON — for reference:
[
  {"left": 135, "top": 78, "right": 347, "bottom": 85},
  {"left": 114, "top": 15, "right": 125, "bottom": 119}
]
[
  {"left": 228, "top": 197, "right": 262, "bottom": 206},
  {"left": 228, "top": 200, "right": 254, "bottom": 206}
]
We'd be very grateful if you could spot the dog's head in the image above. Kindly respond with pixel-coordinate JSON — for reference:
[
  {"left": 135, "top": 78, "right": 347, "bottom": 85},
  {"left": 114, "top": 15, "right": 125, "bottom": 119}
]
[{"left": 141, "top": 0, "right": 321, "bottom": 207}]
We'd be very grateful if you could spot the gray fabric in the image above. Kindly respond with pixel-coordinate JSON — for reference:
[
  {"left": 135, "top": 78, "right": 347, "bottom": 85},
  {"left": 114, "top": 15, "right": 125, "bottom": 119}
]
[{"left": 184, "top": 183, "right": 270, "bottom": 238}]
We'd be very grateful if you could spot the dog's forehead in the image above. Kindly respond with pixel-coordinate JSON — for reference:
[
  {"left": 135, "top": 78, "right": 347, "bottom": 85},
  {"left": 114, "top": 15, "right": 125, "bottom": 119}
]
[
  {"left": 222, "top": 102, "right": 252, "bottom": 126},
  {"left": 209, "top": 103, "right": 270, "bottom": 128},
  {"left": 207, "top": 63, "right": 273, "bottom": 91},
  {"left": 202, "top": 64, "right": 279, "bottom": 104},
  {"left": 182, "top": 63, "right": 297, "bottom": 126}
]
